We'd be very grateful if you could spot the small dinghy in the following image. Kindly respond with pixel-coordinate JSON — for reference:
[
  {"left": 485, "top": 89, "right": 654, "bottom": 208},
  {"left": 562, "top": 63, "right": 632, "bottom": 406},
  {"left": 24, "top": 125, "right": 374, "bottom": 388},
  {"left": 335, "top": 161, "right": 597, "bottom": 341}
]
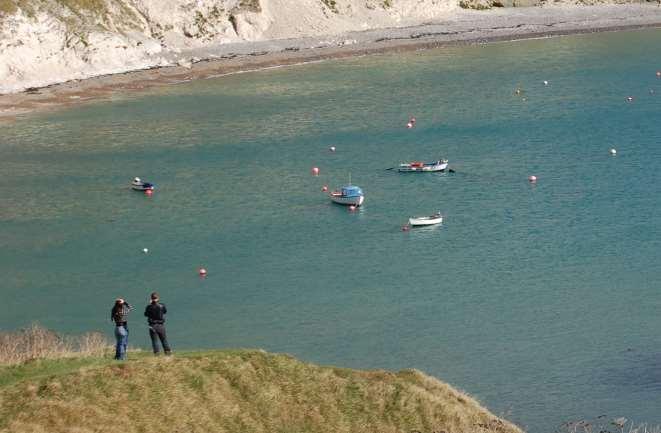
[
  {"left": 408, "top": 212, "right": 443, "bottom": 227},
  {"left": 131, "top": 177, "right": 155, "bottom": 191},
  {"left": 330, "top": 185, "right": 364, "bottom": 206},
  {"left": 398, "top": 159, "right": 448, "bottom": 173}
]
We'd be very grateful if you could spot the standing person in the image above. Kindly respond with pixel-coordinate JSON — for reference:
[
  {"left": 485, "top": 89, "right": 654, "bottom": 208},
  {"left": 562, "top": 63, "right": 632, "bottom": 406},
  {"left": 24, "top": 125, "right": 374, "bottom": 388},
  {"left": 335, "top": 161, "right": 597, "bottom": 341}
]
[
  {"left": 144, "top": 292, "right": 171, "bottom": 355},
  {"left": 111, "top": 298, "right": 132, "bottom": 360}
]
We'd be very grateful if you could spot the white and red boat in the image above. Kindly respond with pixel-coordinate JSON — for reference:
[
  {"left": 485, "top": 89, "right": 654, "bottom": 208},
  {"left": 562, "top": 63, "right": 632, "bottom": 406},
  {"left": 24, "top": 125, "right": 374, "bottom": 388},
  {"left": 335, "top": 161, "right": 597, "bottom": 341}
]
[
  {"left": 131, "top": 177, "right": 155, "bottom": 191},
  {"left": 397, "top": 159, "right": 448, "bottom": 173}
]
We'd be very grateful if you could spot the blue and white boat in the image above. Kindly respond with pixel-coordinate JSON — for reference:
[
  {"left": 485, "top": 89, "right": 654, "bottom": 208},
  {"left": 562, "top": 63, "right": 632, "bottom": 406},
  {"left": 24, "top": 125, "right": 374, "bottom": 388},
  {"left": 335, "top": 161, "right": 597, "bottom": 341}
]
[{"left": 330, "top": 185, "right": 364, "bottom": 206}]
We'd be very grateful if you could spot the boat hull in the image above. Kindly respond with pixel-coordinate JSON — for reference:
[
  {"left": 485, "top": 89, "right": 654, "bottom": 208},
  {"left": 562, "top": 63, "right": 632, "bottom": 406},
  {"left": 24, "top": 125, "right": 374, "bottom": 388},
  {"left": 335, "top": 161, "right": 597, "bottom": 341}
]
[
  {"left": 398, "top": 162, "right": 448, "bottom": 173},
  {"left": 330, "top": 194, "right": 364, "bottom": 206},
  {"left": 131, "top": 183, "right": 154, "bottom": 191},
  {"left": 408, "top": 216, "right": 443, "bottom": 226}
]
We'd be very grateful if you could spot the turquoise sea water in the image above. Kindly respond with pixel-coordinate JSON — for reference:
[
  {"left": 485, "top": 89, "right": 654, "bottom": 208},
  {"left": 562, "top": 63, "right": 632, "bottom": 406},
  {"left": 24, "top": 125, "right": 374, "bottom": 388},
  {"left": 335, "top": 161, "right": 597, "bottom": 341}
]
[{"left": 2, "top": 28, "right": 661, "bottom": 431}]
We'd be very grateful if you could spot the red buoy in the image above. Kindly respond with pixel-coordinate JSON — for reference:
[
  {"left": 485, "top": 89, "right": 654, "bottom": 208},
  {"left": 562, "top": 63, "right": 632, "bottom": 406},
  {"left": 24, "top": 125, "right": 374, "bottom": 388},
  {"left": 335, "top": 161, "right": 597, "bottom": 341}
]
[
  {"left": 322, "top": 185, "right": 328, "bottom": 192},
  {"left": 198, "top": 268, "right": 207, "bottom": 277},
  {"left": 311, "top": 167, "right": 320, "bottom": 176},
  {"left": 145, "top": 189, "right": 153, "bottom": 196}
]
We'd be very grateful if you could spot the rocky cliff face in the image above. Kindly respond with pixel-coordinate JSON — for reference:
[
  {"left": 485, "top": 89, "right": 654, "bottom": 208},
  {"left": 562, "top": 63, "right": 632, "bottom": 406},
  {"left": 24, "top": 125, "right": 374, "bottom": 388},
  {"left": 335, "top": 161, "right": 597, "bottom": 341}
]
[{"left": 0, "top": 0, "right": 457, "bottom": 94}]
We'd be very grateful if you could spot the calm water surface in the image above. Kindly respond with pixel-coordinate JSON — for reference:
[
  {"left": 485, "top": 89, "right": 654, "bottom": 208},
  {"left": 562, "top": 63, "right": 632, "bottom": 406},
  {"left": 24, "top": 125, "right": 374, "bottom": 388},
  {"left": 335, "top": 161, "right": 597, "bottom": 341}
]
[{"left": 2, "top": 29, "right": 661, "bottom": 432}]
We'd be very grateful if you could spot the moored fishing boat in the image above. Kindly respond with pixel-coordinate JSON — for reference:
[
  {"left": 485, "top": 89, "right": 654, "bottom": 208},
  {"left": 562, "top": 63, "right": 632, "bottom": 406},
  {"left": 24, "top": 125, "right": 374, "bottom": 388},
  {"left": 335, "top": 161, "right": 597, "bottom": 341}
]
[
  {"left": 397, "top": 159, "right": 448, "bottom": 173},
  {"left": 131, "top": 177, "right": 155, "bottom": 191},
  {"left": 408, "top": 212, "right": 443, "bottom": 226},
  {"left": 330, "top": 185, "right": 364, "bottom": 206}
]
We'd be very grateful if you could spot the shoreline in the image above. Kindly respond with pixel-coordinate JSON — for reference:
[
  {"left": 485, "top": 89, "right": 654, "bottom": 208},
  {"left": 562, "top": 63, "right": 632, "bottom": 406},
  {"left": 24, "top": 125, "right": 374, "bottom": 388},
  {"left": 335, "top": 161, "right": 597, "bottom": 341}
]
[{"left": 1, "top": 4, "right": 660, "bottom": 122}]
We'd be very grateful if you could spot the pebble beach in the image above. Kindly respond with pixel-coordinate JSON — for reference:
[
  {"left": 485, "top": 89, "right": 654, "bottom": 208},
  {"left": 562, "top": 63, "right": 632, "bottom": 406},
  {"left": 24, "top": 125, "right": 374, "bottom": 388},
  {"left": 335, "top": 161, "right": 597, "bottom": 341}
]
[{"left": 1, "top": 4, "right": 660, "bottom": 121}]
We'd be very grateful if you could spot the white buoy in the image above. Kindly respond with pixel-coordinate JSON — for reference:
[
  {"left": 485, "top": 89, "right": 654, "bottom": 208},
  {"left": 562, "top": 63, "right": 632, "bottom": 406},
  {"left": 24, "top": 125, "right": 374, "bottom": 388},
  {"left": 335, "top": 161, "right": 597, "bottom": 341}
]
[
  {"left": 610, "top": 148, "right": 617, "bottom": 155},
  {"left": 528, "top": 175, "right": 537, "bottom": 183},
  {"left": 329, "top": 146, "right": 336, "bottom": 152},
  {"left": 543, "top": 80, "right": 548, "bottom": 86},
  {"left": 143, "top": 248, "right": 149, "bottom": 254}
]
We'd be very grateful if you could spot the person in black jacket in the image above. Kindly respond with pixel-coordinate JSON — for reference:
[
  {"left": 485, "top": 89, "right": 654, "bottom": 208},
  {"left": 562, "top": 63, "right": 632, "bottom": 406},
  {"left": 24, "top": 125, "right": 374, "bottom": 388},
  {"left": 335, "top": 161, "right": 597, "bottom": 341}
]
[{"left": 144, "top": 292, "right": 171, "bottom": 355}]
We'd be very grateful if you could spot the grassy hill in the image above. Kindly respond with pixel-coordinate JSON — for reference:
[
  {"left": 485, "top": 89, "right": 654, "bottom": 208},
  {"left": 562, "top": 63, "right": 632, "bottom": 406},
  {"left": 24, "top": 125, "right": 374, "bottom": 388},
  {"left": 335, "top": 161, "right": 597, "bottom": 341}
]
[{"left": 0, "top": 349, "right": 522, "bottom": 433}]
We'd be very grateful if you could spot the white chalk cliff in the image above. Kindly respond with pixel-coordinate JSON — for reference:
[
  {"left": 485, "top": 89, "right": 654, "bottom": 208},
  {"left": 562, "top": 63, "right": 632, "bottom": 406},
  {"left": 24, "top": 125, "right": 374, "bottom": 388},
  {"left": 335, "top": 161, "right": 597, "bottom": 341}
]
[{"left": 0, "top": 0, "right": 457, "bottom": 94}]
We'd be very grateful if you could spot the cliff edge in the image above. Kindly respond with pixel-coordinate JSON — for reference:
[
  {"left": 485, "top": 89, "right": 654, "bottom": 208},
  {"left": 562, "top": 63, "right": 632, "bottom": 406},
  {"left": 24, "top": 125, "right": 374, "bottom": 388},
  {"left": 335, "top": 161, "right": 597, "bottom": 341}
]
[{"left": 0, "top": 349, "right": 522, "bottom": 433}]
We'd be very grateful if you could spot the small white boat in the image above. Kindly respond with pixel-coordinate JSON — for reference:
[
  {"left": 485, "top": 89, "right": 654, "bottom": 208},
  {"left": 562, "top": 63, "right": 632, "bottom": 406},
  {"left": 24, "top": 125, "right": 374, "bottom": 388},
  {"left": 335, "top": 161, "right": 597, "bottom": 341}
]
[
  {"left": 330, "top": 185, "right": 364, "bottom": 206},
  {"left": 408, "top": 212, "right": 443, "bottom": 226},
  {"left": 131, "top": 177, "right": 155, "bottom": 191},
  {"left": 398, "top": 159, "right": 448, "bottom": 173}
]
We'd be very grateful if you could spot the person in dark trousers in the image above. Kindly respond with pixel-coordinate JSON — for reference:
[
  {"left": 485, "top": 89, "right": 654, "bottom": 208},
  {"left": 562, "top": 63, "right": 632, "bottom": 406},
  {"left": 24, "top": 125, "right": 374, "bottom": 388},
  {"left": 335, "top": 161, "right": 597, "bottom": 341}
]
[
  {"left": 144, "top": 292, "right": 171, "bottom": 355},
  {"left": 111, "top": 298, "right": 132, "bottom": 360}
]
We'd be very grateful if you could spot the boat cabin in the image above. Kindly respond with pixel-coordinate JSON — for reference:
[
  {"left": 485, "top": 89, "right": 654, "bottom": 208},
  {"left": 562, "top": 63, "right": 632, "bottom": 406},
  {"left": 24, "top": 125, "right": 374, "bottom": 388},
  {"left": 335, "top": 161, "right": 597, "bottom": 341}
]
[{"left": 341, "top": 186, "right": 363, "bottom": 197}]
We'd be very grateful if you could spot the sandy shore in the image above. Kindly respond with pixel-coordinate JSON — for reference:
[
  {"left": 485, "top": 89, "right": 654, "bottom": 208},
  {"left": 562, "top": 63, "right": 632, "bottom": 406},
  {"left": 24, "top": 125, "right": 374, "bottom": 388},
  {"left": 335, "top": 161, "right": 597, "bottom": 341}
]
[{"left": 1, "top": 4, "right": 660, "bottom": 121}]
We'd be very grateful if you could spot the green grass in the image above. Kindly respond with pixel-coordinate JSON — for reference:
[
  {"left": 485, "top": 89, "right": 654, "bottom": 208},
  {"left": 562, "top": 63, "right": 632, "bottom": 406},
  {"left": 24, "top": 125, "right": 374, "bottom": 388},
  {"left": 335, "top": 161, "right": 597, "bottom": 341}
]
[
  {"left": 57, "top": 0, "right": 107, "bottom": 13},
  {"left": 238, "top": 0, "right": 261, "bottom": 13},
  {"left": 0, "top": 0, "right": 144, "bottom": 32},
  {"left": 0, "top": 0, "right": 18, "bottom": 14},
  {"left": 0, "top": 349, "right": 522, "bottom": 433},
  {"left": 459, "top": 0, "right": 493, "bottom": 9},
  {"left": 322, "top": 0, "right": 339, "bottom": 13},
  {"left": 0, "top": 351, "right": 154, "bottom": 388}
]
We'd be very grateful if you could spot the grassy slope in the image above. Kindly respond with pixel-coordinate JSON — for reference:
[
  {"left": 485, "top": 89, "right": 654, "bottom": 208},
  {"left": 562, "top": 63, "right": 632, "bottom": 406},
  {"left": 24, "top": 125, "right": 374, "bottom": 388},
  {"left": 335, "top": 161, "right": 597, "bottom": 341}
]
[{"left": 0, "top": 349, "right": 522, "bottom": 433}]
